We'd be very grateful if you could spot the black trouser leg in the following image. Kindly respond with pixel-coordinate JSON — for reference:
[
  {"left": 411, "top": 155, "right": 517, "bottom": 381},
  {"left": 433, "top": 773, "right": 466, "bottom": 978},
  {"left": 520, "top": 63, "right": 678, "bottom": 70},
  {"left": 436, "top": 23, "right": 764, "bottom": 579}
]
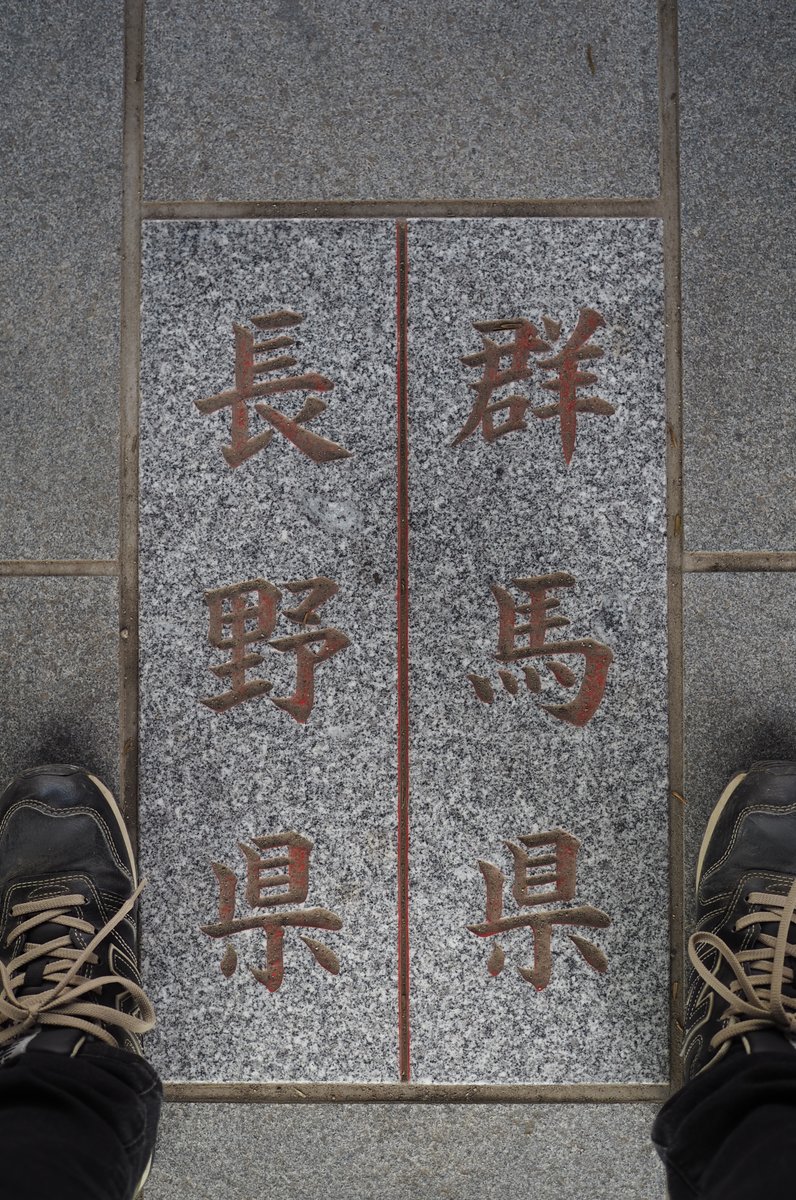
[
  {"left": 652, "top": 1052, "right": 796, "bottom": 1198},
  {"left": 0, "top": 1045, "right": 162, "bottom": 1200}
]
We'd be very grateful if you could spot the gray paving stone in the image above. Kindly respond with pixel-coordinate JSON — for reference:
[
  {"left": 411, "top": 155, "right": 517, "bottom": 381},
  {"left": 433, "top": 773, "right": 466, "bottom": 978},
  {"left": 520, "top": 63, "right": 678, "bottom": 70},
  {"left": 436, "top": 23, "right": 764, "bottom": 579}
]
[
  {"left": 683, "top": 574, "right": 796, "bottom": 923},
  {"left": 407, "top": 219, "right": 668, "bottom": 1084},
  {"left": 139, "top": 216, "right": 669, "bottom": 1086},
  {"left": 139, "top": 220, "right": 398, "bottom": 1083},
  {"left": 680, "top": 0, "right": 796, "bottom": 550},
  {"left": 0, "top": 1, "right": 122, "bottom": 559},
  {"left": 144, "top": 0, "right": 659, "bottom": 201},
  {"left": 0, "top": 577, "right": 119, "bottom": 794},
  {"left": 147, "top": 1101, "right": 665, "bottom": 1199}
]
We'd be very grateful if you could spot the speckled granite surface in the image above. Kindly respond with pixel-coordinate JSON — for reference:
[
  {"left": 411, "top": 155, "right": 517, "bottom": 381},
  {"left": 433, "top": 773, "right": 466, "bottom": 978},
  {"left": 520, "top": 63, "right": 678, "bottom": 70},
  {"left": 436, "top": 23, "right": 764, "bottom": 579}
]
[
  {"left": 139, "top": 220, "right": 398, "bottom": 1082},
  {"left": 406, "top": 219, "right": 668, "bottom": 1083},
  {"left": 140, "top": 218, "right": 667, "bottom": 1084},
  {"left": 144, "top": 0, "right": 659, "bottom": 201},
  {"left": 148, "top": 1101, "right": 665, "bottom": 1200}
]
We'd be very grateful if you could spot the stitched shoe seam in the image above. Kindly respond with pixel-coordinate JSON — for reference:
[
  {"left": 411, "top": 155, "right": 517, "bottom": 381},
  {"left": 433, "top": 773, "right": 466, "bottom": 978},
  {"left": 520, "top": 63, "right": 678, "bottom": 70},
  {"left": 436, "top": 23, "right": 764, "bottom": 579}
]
[
  {"left": 0, "top": 874, "right": 100, "bottom": 933},
  {"left": 700, "top": 803, "right": 796, "bottom": 895}
]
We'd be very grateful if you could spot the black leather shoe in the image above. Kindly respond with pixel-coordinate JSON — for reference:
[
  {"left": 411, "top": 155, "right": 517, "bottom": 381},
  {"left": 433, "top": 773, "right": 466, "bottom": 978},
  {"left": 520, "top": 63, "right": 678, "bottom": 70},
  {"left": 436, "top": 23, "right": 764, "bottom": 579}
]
[
  {"left": 0, "top": 764, "right": 155, "bottom": 1060},
  {"left": 683, "top": 761, "right": 796, "bottom": 1079}
]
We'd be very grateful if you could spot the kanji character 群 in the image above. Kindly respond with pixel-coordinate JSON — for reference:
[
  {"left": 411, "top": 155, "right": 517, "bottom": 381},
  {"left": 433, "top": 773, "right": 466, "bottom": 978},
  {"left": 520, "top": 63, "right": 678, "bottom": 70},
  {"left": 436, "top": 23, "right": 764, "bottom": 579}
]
[
  {"left": 201, "top": 832, "right": 342, "bottom": 993},
  {"left": 467, "top": 829, "right": 611, "bottom": 990},
  {"left": 194, "top": 310, "right": 352, "bottom": 468},
  {"left": 452, "top": 319, "right": 551, "bottom": 446},
  {"left": 453, "top": 309, "right": 615, "bottom": 465},
  {"left": 534, "top": 308, "right": 615, "bottom": 466},
  {"left": 200, "top": 576, "right": 351, "bottom": 722},
  {"left": 467, "top": 572, "right": 613, "bottom": 727}
]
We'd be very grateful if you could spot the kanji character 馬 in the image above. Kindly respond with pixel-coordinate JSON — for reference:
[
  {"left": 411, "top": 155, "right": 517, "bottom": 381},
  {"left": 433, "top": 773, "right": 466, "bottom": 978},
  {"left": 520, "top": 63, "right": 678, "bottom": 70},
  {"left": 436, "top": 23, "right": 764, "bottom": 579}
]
[
  {"left": 468, "top": 829, "right": 611, "bottom": 990},
  {"left": 194, "top": 310, "right": 351, "bottom": 468},
  {"left": 200, "top": 576, "right": 350, "bottom": 722},
  {"left": 200, "top": 831, "right": 342, "bottom": 993},
  {"left": 467, "top": 571, "right": 613, "bottom": 726}
]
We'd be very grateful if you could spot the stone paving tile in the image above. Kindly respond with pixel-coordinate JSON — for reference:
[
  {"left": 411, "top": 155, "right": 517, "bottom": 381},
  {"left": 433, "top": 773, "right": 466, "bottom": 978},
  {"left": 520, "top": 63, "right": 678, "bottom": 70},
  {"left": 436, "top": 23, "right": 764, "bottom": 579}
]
[
  {"left": 683, "top": 574, "right": 796, "bottom": 925},
  {"left": 139, "top": 220, "right": 398, "bottom": 1082},
  {"left": 147, "top": 1101, "right": 665, "bottom": 1199},
  {"left": 0, "top": 578, "right": 119, "bottom": 794},
  {"left": 0, "top": 1, "right": 122, "bottom": 559},
  {"left": 407, "top": 219, "right": 668, "bottom": 1084},
  {"left": 144, "top": 0, "right": 659, "bottom": 201},
  {"left": 680, "top": 0, "right": 796, "bottom": 550}
]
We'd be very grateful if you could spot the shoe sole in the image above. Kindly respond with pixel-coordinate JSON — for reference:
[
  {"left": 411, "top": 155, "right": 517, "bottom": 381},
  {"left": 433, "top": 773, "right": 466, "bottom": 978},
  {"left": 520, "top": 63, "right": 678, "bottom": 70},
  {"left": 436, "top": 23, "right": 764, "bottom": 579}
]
[
  {"left": 87, "top": 772, "right": 139, "bottom": 889},
  {"left": 694, "top": 770, "right": 747, "bottom": 892},
  {"left": 132, "top": 1153, "right": 153, "bottom": 1198}
]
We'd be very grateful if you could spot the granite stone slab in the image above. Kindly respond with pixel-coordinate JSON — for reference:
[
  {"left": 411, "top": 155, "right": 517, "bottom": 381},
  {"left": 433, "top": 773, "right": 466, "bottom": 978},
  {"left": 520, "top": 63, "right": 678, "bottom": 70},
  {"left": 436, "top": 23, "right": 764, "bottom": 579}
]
[
  {"left": 0, "top": 578, "right": 119, "bottom": 794},
  {"left": 0, "top": 1, "right": 121, "bottom": 559},
  {"left": 680, "top": 0, "right": 796, "bottom": 550},
  {"left": 139, "top": 220, "right": 398, "bottom": 1082},
  {"left": 147, "top": 1101, "right": 665, "bottom": 1199},
  {"left": 683, "top": 574, "right": 796, "bottom": 926},
  {"left": 406, "top": 219, "right": 668, "bottom": 1083},
  {"left": 144, "top": 0, "right": 659, "bottom": 201}
]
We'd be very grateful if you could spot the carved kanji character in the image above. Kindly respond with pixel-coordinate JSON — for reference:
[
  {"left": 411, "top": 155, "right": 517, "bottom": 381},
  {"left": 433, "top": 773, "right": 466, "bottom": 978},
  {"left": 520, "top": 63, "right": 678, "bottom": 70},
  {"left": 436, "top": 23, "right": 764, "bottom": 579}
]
[
  {"left": 468, "top": 830, "right": 611, "bottom": 990},
  {"left": 534, "top": 307, "right": 615, "bottom": 466},
  {"left": 201, "top": 577, "right": 350, "bottom": 722},
  {"left": 468, "top": 572, "right": 613, "bottom": 726},
  {"left": 194, "top": 311, "right": 351, "bottom": 468},
  {"left": 201, "top": 832, "right": 342, "bottom": 993},
  {"left": 454, "top": 309, "right": 615, "bottom": 464},
  {"left": 453, "top": 320, "right": 551, "bottom": 446}
]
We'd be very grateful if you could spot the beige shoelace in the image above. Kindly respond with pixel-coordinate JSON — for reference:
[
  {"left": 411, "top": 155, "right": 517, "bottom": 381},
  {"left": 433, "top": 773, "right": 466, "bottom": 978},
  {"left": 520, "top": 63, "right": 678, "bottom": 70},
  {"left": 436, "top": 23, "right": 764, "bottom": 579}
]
[
  {"left": 0, "top": 882, "right": 156, "bottom": 1048},
  {"left": 689, "top": 878, "right": 796, "bottom": 1062}
]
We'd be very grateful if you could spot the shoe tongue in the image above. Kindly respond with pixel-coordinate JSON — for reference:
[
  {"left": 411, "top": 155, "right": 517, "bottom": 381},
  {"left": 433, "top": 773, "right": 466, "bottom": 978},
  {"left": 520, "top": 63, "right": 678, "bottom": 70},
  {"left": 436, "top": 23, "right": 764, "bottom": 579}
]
[
  {"left": 0, "top": 1027, "right": 93, "bottom": 1065},
  {"left": 745, "top": 1029, "right": 796, "bottom": 1055},
  {"left": 745, "top": 885, "right": 796, "bottom": 1005},
  {"left": 16, "top": 919, "right": 76, "bottom": 994},
  {"left": 746, "top": 881, "right": 794, "bottom": 930},
  {"left": 16, "top": 893, "right": 87, "bottom": 995}
]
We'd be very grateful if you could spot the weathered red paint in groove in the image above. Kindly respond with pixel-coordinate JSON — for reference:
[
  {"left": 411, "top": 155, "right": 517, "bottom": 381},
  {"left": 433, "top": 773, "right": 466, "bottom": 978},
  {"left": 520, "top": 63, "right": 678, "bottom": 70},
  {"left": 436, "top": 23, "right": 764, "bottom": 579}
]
[{"left": 395, "top": 220, "right": 412, "bottom": 1082}]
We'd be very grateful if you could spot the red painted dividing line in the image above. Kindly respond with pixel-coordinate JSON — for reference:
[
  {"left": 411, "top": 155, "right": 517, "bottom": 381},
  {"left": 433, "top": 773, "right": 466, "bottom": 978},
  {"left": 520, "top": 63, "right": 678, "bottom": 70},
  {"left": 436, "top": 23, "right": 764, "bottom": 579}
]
[{"left": 395, "top": 220, "right": 411, "bottom": 1081}]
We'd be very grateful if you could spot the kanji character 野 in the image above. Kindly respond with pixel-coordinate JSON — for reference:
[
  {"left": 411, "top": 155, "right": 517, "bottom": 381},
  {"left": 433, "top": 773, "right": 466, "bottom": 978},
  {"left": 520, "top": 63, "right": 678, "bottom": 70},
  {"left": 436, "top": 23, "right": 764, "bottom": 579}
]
[{"left": 200, "top": 576, "right": 351, "bottom": 722}]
